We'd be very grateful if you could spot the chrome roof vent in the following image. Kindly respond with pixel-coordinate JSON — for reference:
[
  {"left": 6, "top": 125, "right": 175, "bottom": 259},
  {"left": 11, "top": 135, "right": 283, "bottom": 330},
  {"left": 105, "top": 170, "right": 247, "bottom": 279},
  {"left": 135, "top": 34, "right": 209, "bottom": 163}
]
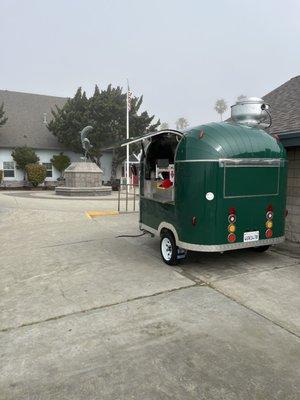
[{"left": 231, "top": 97, "right": 271, "bottom": 128}]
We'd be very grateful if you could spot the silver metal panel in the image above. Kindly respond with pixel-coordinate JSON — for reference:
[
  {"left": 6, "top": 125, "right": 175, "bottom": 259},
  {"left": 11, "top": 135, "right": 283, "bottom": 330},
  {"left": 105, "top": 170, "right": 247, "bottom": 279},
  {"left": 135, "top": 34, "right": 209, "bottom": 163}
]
[
  {"left": 176, "top": 236, "right": 285, "bottom": 252},
  {"left": 219, "top": 158, "right": 283, "bottom": 166},
  {"left": 140, "top": 223, "right": 284, "bottom": 253}
]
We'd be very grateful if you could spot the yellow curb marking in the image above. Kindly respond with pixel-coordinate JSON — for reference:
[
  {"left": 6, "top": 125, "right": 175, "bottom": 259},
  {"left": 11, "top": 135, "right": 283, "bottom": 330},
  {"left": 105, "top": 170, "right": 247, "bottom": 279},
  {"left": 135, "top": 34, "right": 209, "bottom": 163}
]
[{"left": 85, "top": 210, "right": 119, "bottom": 219}]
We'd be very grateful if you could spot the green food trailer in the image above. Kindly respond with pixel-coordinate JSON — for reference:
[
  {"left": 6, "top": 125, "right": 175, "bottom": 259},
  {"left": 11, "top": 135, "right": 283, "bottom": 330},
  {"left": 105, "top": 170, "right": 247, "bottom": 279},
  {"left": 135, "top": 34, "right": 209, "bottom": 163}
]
[{"left": 123, "top": 97, "right": 287, "bottom": 265}]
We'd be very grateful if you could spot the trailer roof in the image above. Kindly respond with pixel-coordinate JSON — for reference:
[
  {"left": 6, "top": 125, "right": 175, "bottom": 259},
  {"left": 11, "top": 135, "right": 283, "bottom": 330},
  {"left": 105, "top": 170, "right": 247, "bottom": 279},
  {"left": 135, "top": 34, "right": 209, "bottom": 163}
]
[
  {"left": 176, "top": 122, "right": 286, "bottom": 161},
  {"left": 103, "top": 129, "right": 183, "bottom": 150}
]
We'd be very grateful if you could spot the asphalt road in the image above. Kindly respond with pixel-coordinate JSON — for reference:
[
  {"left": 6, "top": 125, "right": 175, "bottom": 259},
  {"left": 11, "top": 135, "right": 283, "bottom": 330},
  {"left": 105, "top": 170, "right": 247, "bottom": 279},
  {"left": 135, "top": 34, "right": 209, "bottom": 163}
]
[{"left": 0, "top": 191, "right": 299, "bottom": 400}]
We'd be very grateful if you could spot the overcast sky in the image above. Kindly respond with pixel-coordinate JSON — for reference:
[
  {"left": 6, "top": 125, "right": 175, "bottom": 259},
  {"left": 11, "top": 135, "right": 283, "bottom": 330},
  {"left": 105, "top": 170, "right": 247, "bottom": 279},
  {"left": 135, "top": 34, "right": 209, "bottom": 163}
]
[{"left": 1, "top": 0, "right": 299, "bottom": 127}]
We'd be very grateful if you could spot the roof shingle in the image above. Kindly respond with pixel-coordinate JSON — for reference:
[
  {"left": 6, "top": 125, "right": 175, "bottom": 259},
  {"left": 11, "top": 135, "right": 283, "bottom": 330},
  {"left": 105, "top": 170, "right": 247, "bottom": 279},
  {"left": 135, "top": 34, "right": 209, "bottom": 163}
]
[
  {"left": 263, "top": 76, "right": 300, "bottom": 134},
  {"left": 0, "top": 90, "right": 67, "bottom": 150}
]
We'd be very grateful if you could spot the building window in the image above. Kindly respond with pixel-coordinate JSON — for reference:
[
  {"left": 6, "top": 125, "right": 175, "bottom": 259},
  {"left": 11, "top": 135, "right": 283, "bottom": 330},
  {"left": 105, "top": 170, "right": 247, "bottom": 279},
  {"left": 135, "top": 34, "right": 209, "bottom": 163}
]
[
  {"left": 3, "top": 161, "right": 15, "bottom": 178},
  {"left": 43, "top": 163, "right": 53, "bottom": 178}
]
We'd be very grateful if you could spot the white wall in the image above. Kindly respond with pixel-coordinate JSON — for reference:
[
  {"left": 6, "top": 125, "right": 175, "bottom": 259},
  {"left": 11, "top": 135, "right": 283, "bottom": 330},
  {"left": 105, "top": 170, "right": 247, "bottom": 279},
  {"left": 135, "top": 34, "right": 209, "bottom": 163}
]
[
  {"left": 0, "top": 148, "right": 113, "bottom": 183},
  {"left": 0, "top": 148, "right": 24, "bottom": 181}
]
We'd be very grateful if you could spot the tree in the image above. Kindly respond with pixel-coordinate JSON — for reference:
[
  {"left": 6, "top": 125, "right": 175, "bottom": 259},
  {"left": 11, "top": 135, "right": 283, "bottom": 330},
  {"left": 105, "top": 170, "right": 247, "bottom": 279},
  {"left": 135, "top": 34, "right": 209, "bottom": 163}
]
[
  {"left": 175, "top": 117, "right": 189, "bottom": 130},
  {"left": 0, "top": 102, "right": 7, "bottom": 127},
  {"left": 160, "top": 122, "right": 169, "bottom": 130},
  {"left": 48, "top": 87, "right": 90, "bottom": 155},
  {"left": 51, "top": 153, "right": 71, "bottom": 177},
  {"left": 47, "top": 84, "right": 160, "bottom": 179},
  {"left": 214, "top": 99, "right": 228, "bottom": 121},
  {"left": 11, "top": 146, "right": 39, "bottom": 179},
  {"left": 26, "top": 164, "right": 47, "bottom": 187}
]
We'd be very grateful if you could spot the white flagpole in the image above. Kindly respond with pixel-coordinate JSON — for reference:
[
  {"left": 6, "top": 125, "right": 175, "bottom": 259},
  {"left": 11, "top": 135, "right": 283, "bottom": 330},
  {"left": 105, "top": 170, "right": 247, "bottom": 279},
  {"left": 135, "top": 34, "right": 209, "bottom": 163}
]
[{"left": 126, "top": 82, "right": 130, "bottom": 185}]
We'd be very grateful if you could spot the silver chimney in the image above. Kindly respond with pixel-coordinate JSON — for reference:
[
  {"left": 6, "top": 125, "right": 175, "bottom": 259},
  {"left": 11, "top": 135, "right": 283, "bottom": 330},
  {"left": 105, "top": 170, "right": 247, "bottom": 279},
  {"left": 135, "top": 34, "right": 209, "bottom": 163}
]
[{"left": 231, "top": 97, "right": 271, "bottom": 128}]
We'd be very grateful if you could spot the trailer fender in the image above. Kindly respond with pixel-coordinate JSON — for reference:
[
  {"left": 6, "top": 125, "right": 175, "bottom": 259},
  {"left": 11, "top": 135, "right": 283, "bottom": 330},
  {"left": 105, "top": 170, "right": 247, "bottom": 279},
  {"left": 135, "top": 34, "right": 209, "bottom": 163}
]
[{"left": 158, "top": 222, "right": 179, "bottom": 244}]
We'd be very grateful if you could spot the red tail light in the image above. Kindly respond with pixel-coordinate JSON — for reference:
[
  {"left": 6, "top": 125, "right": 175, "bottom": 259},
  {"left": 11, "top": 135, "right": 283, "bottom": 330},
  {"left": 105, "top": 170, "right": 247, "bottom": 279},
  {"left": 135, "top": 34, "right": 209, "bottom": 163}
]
[
  {"left": 265, "top": 229, "right": 273, "bottom": 238},
  {"left": 228, "top": 233, "right": 236, "bottom": 243},
  {"left": 228, "top": 207, "right": 236, "bottom": 224},
  {"left": 229, "top": 207, "right": 236, "bottom": 215}
]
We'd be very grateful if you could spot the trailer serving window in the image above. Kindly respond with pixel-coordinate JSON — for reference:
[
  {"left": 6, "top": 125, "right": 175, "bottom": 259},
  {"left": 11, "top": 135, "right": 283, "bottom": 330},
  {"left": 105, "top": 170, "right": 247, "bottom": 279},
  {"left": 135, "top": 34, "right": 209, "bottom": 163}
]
[
  {"left": 120, "top": 129, "right": 183, "bottom": 203},
  {"left": 143, "top": 135, "right": 178, "bottom": 202},
  {"left": 220, "top": 159, "right": 282, "bottom": 198}
]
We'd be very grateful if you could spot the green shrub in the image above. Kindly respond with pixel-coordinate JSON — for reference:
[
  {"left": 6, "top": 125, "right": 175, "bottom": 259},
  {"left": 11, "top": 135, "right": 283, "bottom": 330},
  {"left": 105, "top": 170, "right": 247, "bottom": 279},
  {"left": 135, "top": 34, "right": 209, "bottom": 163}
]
[
  {"left": 51, "top": 153, "right": 71, "bottom": 176},
  {"left": 11, "top": 146, "right": 39, "bottom": 179},
  {"left": 25, "top": 164, "right": 47, "bottom": 187},
  {"left": 11, "top": 146, "right": 39, "bottom": 169}
]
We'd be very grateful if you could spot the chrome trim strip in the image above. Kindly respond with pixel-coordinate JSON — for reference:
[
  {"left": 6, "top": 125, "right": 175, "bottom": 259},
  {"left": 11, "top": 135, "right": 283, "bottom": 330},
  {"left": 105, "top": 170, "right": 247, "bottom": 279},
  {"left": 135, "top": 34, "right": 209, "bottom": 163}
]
[
  {"left": 219, "top": 158, "right": 283, "bottom": 166},
  {"left": 140, "top": 223, "right": 284, "bottom": 252},
  {"left": 175, "top": 158, "right": 285, "bottom": 164},
  {"left": 223, "top": 193, "right": 279, "bottom": 199},
  {"left": 175, "top": 159, "right": 219, "bottom": 163},
  {"left": 176, "top": 236, "right": 285, "bottom": 252}
]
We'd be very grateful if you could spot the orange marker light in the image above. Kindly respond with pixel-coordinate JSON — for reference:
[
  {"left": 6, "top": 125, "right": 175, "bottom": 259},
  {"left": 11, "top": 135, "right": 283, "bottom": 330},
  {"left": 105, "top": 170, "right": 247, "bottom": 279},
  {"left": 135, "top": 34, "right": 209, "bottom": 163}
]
[
  {"left": 266, "top": 220, "right": 273, "bottom": 229},
  {"left": 228, "top": 224, "right": 236, "bottom": 233}
]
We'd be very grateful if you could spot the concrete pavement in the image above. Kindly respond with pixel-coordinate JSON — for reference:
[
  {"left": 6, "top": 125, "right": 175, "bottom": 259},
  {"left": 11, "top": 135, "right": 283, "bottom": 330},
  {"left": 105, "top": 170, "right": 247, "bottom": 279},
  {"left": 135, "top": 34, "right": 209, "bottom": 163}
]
[{"left": 0, "top": 191, "right": 299, "bottom": 399}]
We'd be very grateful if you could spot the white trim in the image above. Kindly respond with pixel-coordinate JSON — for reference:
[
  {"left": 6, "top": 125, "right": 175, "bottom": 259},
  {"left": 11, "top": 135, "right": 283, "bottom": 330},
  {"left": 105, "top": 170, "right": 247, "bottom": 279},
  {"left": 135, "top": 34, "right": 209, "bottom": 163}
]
[
  {"left": 140, "top": 222, "right": 285, "bottom": 252},
  {"left": 140, "top": 223, "right": 157, "bottom": 236},
  {"left": 121, "top": 129, "right": 183, "bottom": 147},
  {"left": 42, "top": 162, "right": 53, "bottom": 180}
]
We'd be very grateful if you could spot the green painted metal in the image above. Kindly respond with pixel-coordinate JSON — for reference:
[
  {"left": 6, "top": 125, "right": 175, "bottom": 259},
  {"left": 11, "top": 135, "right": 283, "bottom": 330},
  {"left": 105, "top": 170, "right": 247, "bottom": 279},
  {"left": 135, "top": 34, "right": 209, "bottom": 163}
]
[{"left": 140, "top": 122, "right": 287, "bottom": 250}]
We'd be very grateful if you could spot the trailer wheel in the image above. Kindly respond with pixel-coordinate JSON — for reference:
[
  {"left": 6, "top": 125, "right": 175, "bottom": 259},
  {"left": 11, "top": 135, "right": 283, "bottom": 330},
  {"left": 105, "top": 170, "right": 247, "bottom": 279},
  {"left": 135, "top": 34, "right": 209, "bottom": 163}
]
[
  {"left": 160, "top": 231, "right": 179, "bottom": 266},
  {"left": 253, "top": 245, "right": 270, "bottom": 253}
]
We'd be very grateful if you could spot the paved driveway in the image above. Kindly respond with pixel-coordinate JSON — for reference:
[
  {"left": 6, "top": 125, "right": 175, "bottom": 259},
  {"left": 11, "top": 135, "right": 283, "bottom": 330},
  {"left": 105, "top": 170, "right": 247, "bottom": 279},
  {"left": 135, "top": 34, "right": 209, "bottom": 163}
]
[{"left": 0, "top": 192, "right": 299, "bottom": 399}]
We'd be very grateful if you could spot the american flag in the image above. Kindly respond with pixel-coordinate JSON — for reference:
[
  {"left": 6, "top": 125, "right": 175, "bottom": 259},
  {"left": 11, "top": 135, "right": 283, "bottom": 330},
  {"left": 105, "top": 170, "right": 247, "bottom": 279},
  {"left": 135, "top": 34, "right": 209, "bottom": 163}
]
[{"left": 127, "top": 89, "right": 132, "bottom": 111}]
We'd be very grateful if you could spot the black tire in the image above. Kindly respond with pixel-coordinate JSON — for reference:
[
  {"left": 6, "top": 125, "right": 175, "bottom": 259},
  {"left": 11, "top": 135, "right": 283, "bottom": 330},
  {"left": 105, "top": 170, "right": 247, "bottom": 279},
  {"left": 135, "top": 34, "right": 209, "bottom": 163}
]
[
  {"left": 253, "top": 245, "right": 270, "bottom": 253},
  {"left": 160, "top": 231, "right": 178, "bottom": 266}
]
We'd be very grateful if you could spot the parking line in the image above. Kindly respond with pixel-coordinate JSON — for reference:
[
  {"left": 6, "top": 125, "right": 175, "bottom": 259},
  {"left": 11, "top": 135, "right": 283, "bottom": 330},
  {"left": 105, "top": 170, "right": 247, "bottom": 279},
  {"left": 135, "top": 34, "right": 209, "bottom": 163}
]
[{"left": 85, "top": 210, "right": 119, "bottom": 219}]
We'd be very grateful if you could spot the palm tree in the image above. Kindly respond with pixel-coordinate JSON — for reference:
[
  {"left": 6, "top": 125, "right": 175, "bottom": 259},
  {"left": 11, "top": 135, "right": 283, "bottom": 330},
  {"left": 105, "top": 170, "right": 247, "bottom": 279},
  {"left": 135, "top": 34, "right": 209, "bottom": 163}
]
[
  {"left": 176, "top": 117, "right": 189, "bottom": 130},
  {"left": 237, "top": 94, "right": 247, "bottom": 102},
  {"left": 160, "top": 122, "right": 169, "bottom": 130},
  {"left": 214, "top": 99, "right": 228, "bottom": 121}
]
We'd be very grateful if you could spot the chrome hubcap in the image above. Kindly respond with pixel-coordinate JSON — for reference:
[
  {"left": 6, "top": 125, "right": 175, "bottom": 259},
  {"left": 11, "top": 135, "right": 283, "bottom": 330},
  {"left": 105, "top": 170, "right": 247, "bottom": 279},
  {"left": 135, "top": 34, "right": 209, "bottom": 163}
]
[{"left": 161, "top": 237, "right": 173, "bottom": 261}]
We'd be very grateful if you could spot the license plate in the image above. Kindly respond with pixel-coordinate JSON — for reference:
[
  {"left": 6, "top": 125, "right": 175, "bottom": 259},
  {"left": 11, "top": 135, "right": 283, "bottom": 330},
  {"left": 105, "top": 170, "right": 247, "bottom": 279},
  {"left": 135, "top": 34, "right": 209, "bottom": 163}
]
[{"left": 244, "top": 231, "right": 259, "bottom": 242}]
